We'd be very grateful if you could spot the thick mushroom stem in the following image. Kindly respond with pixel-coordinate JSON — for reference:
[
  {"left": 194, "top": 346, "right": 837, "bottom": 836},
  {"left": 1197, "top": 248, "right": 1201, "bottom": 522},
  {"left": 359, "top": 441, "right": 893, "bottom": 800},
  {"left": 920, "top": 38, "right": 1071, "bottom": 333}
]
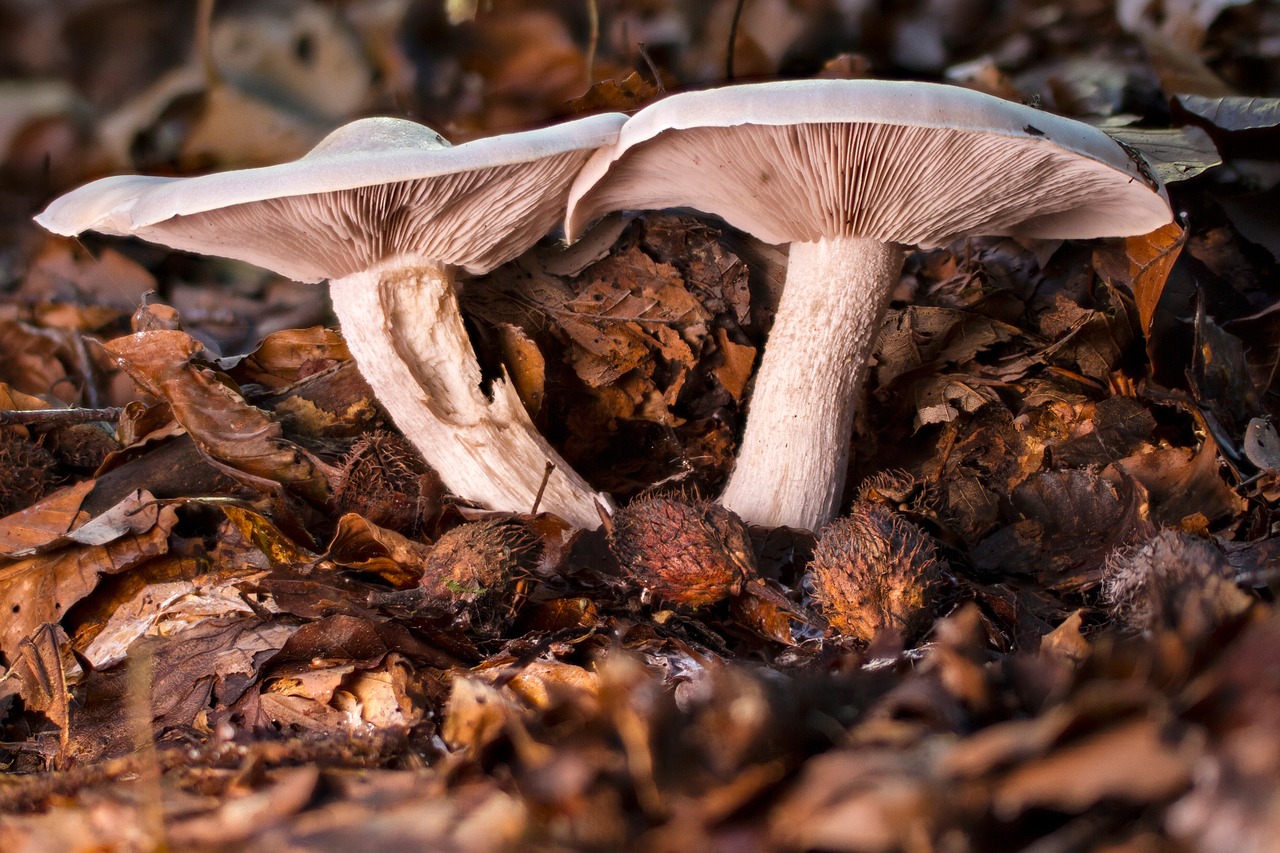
[
  {"left": 329, "top": 255, "right": 609, "bottom": 528},
  {"left": 719, "top": 237, "right": 904, "bottom": 530}
]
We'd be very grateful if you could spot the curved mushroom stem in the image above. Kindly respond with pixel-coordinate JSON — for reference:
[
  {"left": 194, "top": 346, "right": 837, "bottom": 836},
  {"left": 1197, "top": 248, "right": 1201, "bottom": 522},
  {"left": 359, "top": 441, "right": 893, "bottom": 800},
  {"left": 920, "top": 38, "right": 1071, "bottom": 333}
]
[
  {"left": 719, "top": 237, "right": 904, "bottom": 530},
  {"left": 330, "top": 256, "right": 611, "bottom": 529}
]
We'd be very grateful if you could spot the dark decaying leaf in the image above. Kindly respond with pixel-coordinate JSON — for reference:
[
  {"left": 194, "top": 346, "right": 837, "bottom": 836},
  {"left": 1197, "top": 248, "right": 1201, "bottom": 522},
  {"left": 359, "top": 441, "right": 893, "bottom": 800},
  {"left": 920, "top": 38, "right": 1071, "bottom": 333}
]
[
  {"left": 970, "top": 469, "right": 1146, "bottom": 590},
  {"left": 1112, "top": 437, "right": 1247, "bottom": 526},
  {"left": 1103, "top": 125, "right": 1222, "bottom": 183},
  {"left": 1175, "top": 94, "right": 1280, "bottom": 132},
  {"left": 68, "top": 616, "right": 297, "bottom": 762}
]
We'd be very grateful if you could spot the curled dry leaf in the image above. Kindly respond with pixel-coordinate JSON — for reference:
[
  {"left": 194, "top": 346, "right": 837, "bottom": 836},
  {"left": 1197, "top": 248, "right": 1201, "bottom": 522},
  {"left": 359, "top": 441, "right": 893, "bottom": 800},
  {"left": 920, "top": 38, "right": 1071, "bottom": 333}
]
[
  {"left": 103, "top": 329, "right": 335, "bottom": 503},
  {"left": 1112, "top": 436, "right": 1247, "bottom": 527},
  {"left": 990, "top": 717, "right": 1197, "bottom": 817},
  {"left": 1094, "top": 221, "right": 1187, "bottom": 340},
  {"left": 326, "top": 511, "right": 433, "bottom": 588}
]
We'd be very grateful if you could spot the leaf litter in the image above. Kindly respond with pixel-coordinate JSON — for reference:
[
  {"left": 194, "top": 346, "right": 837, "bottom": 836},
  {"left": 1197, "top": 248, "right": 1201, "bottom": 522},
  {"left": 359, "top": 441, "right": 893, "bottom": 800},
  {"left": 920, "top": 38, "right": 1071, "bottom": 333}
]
[{"left": 0, "top": 1, "right": 1279, "bottom": 851}]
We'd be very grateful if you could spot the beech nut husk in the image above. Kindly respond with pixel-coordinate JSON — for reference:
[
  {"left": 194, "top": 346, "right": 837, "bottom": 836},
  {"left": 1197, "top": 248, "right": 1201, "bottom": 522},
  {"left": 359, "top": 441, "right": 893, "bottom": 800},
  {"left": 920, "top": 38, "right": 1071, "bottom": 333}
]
[
  {"left": 335, "top": 430, "right": 443, "bottom": 536},
  {"left": 420, "top": 518, "right": 540, "bottom": 630},
  {"left": 608, "top": 494, "right": 756, "bottom": 608},
  {"left": 1101, "top": 529, "right": 1249, "bottom": 633},
  {"left": 807, "top": 501, "right": 944, "bottom": 642}
]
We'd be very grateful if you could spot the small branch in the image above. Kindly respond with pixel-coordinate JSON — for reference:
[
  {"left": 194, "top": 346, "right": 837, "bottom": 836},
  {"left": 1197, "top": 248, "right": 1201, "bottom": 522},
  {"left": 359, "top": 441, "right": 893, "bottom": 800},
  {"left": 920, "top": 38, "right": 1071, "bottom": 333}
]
[
  {"left": 636, "top": 43, "right": 665, "bottom": 94},
  {"left": 726, "top": 0, "right": 747, "bottom": 81},
  {"left": 531, "top": 461, "right": 554, "bottom": 516},
  {"left": 585, "top": 0, "right": 600, "bottom": 87},
  {"left": 0, "top": 407, "right": 124, "bottom": 427},
  {"left": 196, "top": 0, "right": 220, "bottom": 88}
]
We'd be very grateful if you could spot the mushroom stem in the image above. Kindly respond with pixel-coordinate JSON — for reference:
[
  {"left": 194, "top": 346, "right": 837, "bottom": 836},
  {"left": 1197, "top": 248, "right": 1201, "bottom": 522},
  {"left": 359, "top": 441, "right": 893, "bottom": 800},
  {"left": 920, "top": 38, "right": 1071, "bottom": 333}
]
[
  {"left": 719, "top": 237, "right": 904, "bottom": 529},
  {"left": 329, "top": 256, "right": 609, "bottom": 528}
]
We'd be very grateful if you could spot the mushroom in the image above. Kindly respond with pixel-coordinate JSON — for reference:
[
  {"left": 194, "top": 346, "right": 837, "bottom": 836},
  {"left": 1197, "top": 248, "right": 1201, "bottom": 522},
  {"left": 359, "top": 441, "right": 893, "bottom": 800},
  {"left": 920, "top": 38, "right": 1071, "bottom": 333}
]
[
  {"left": 38, "top": 114, "right": 626, "bottom": 528},
  {"left": 566, "top": 80, "right": 1172, "bottom": 529}
]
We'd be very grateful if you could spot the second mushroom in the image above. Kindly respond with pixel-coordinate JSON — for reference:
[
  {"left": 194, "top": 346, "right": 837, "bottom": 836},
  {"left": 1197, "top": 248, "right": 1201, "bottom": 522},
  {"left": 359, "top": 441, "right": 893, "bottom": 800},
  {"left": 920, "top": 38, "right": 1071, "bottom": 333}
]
[
  {"left": 38, "top": 114, "right": 625, "bottom": 529},
  {"left": 566, "top": 80, "right": 1172, "bottom": 530}
]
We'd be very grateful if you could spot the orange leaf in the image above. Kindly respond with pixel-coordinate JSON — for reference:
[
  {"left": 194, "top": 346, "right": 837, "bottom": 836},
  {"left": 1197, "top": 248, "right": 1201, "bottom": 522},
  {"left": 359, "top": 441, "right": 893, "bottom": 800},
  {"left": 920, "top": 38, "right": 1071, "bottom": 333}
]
[{"left": 1095, "top": 222, "right": 1187, "bottom": 338}]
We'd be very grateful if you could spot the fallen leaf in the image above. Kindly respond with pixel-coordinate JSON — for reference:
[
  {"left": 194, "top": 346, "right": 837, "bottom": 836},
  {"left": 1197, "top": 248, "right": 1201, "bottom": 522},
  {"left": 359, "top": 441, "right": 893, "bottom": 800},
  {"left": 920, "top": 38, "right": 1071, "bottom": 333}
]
[
  {"left": 497, "top": 323, "right": 546, "bottom": 416},
  {"left": 0, "top": 502, "right": 176, "bottom": 664},
  {"left": 1102, "top": 125, "right": 1222, "bottom": 183},
  {"left": 1175, "top": 93, "right": 1280, "bottom": 132},
  {"left": 1041, "top": 610, "right": 1091, "bottom": 665},
  {"left": 567, "top": 71, "right": 660, "bottom": 113},
  {"left": 103, "top": 329, "right": 335, "bottom": 503},
  {"left": 769, "top": 749, "right": 939, "bottom": 853},
  {"left": 326, "top": 512, "right": 430, "bottom": 587},
  {"left": 1095, "top": 222, "right": 1187, "bottom": 339},
  {"left": 991, "top": 718, "right": 1196, "bottom": 817},
  {"left": 712, "top": 328, "right": 755, "bottom": 402},
  {"left": 1112, "top": 437, "right": 1247, "bottom": 525}
]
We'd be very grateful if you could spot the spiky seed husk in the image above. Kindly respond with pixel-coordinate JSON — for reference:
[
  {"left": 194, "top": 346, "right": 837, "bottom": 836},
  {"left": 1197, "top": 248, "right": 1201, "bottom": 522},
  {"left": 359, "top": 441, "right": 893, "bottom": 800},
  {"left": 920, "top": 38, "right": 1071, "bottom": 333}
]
[
  {"left": 335, "top": 430, "right": 443, "bottom": 535},
  {"left": 421, "top": 518, "right": 539, "bottom": 630},
  {"left": 1102, "top": 529, "right": 1243, "bottom": 632},
  {"left": 857, "top": 469, "right": 923, "bottom": 507},
  {"left": 808, "top": 501, "right": 944, "bottom": 642},
  {"left": 0, "top": 431, "right": 60, "bottom": 516},
  {"left": 608, "top": 494, "right": 756, "bottom": 608}
]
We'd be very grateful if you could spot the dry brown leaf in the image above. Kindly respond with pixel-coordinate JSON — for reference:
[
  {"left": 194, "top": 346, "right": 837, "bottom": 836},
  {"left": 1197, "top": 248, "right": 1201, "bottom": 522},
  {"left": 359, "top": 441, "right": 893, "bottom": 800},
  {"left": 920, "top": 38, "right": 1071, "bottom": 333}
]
[
  {"left": 991, "top": 718, "right": 1196, "bottom": 817},
  {"left": 712, "top": 328, "right": 755, "bottom": 402},
  {"left": 0, "top": 479, "right": 96, "bottom": 558},
  {"left": 70, "top": 617, "right": 298, "bottom": 761},
  {"left": 326, "top": 512, "right": 430, "bottom": 587},
  {"left": 497, "top": 322, "right": 547, "bottom": 417},
  {"left": 0, "top": 320, "right": 78, "bottom": 405},
  {"left": 0, "top": 503, "right": 175, "bottom": 667},
  {"left": 770, "top": 749, "right": 939, "bottom": 852},
  {"left": 104, "top": 329, "right": 335, "bottom": 503},
  {"left": 20, "top": 240, "right": 157, "bottom": 311},
  {"left": 567, "top": 71, "right": 661, "bottom": 113},
  {"left": 222, "top": 505, "right": 316, "bottom": 569},
  {"left": 8, "top": 624, "right": 77, "bottom": 753},
  {"left": 168, "top": 766, "right": 320, "bottom": 850},
  {"left": 1041, "top": 610, "right": 1091, "bottom": 665},
  {"left": 1112, "top": 437, "right": 1247, "bottom": 526},
  {"left": 479, "top": 660, "right": 600, "bottom": 713},
  {"left": 1103, "top": 125, "right": 1221, "bottom": 183},
  {"left": 80, "top": 560, "right": 264, "bottom": 669},
  {"left": 1175, "top": 93, "right": 1280, "bottom": 131},
  {"left": 223, "top": 326, "right": 350, "bottom": 389},
  {"left": 444, "top": 675, "right": 527, "bottom": 754}
]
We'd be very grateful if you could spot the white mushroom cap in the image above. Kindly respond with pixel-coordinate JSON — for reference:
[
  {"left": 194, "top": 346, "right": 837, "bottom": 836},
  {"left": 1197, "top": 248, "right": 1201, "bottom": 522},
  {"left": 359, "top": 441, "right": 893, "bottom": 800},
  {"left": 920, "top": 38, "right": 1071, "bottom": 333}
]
[
  {"left": 39, "top": 113, "right": 627, "bottom": 281},
  {"left": 566, "top": 80, "right": 1171, "bottom": 247}
]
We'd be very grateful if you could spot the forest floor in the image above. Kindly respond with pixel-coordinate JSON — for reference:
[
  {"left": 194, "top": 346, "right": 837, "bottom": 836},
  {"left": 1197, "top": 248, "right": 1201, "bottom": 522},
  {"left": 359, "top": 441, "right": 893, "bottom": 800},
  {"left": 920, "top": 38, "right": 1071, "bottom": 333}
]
[{"left": 1, "top": 1, "right": 1279, "bottom": 851}]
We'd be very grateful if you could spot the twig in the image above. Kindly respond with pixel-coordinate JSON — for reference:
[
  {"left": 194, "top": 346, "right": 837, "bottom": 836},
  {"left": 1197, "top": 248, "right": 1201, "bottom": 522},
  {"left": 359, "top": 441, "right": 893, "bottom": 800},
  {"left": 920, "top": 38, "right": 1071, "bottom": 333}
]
[
  {"left": 0, "top": 407, "right": 124, "bottom": 427},
  {"left": 530, "top": 461, "right": 554, "bottom": 516},
  {"left": 196, "top": 0, "right": 220, "bottom": 88},
  {"left": 585, "top": 0, "right": 600, "bottom": 87},
  {"left": 726, "top": 0, "right": 747, "bottom": 80},
  {"left": 637, "top": 43, "right": 665, "bottom": 94}
]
